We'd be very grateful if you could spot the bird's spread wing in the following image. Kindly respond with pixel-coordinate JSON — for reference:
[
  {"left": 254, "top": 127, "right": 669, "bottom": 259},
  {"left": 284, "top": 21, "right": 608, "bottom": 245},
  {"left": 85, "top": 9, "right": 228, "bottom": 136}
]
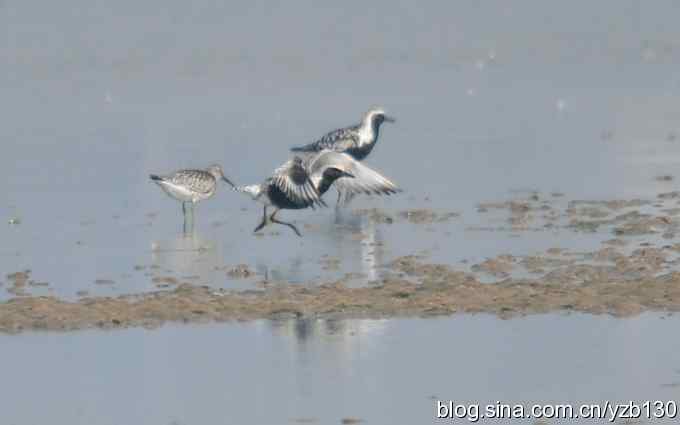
[
  {"left": 167, "top": 170, "right": 216, "bottom": 194},
  {"left": 270, "top": 157, "right": 326, "bottom": 208},
  {"left": 290, "top": 125, "right": 360, "bottom": 153},
  {"left": 309, "top": 151, "right": 401, "bottom": 197}
]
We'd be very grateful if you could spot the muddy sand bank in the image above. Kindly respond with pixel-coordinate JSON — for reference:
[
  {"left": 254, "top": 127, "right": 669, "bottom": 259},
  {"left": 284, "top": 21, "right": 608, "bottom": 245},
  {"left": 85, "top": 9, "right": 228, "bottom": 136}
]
[
  {"left": 2, "top": 252, "right": 680, "bottom": 333},
  {"left": 6, "top": 193, "right": 680, "bottom": 333}
]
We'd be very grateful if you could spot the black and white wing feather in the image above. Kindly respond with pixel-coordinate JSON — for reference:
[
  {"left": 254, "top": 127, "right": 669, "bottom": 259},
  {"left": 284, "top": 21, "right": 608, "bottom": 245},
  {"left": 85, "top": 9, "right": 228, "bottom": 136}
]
[
  {"left": 268, "top": 157, "right": 327, "bottom": 209},
  {"left": 290, "top": 125, "right": 360, "bottom": 154},
  {"left": 308, "top": 151, "right": 401, "bottom": 197}
]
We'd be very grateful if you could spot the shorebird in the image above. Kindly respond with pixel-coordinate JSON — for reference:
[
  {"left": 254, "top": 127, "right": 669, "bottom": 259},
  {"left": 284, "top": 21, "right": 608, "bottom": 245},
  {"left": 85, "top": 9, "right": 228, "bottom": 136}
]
[
  {"left": 226, "top": 150, "right": 400, "bottom": 237},
  {"left": 290, "top": 107, "right": 395, "bottom": 205},
  {"left": 150, "top": 164, "right": 233, "bottom": 233},
  {"left": 290, "top": 107, "right": 395, "bottom": 161}
]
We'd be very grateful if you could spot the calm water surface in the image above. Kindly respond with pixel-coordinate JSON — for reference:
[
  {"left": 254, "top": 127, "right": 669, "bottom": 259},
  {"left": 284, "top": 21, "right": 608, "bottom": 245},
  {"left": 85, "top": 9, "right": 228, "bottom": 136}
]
[
  {"left": 2, "top": 314, "right": 680, "bottom": 425},
  {"left": 3, "top": 0, "right": 680, "bottom": 297},
  {"left": 2, "top": 2, "right": 680, "bottom": 424}
]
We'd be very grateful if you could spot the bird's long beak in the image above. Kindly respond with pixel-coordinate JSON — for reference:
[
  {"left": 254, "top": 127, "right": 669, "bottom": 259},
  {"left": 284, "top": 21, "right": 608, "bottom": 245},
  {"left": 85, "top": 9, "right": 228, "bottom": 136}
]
[
  {"left": 222, "top": 176, "right": 236, "bottom": 188},
  {"left": 384, "top": 116, "right": 396, "bottom": 123}
]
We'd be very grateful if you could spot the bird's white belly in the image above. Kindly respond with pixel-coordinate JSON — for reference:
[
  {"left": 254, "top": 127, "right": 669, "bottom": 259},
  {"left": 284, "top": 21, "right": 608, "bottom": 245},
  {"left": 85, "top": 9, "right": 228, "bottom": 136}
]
[{"left": 157, "top": 181, "right": 204, "bottom": 203}]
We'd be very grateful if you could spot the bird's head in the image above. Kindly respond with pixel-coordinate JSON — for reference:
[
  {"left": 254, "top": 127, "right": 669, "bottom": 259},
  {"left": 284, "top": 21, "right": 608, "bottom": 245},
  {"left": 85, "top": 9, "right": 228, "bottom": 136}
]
[
  {"left": 207, "top": 164, "right": 235, "bottom": 187},
  {"left": 364, "top": 107, "right": 396, "bottom": 127},
  {"left": 238, "top": 184, "right": 262, "bottom": 199}
]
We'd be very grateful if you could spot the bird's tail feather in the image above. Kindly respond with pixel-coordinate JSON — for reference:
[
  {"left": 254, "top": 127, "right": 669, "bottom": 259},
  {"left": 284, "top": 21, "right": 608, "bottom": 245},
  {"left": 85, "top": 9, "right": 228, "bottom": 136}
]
[{"left": 149, "top": 174, "right": 164, "bottom": 182}]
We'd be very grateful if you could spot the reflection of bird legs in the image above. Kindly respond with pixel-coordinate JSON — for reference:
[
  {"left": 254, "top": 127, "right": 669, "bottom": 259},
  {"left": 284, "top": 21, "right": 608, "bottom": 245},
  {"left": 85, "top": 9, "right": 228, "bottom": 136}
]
[
  {"left": 253, "top": 206, "right": 302, "bottom": 237},
  {"left": 182, "top": 202, "right": 195, "bottom": 235},
  {"left": 362, "top": 219, "right": 379, "bottom": 282},
  {"left": 335, "top": 188, "right": 356, "bottom": 210}
]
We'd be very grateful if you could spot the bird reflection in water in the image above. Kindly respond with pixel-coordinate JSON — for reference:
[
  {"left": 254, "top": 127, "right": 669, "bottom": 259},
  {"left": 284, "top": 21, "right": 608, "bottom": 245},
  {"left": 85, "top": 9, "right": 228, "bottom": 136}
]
[
  {"left": 330, "top": 209, "right": 387, "bottom": 283},
  {"left": 254, "top": 256, "right": 304, "bottom": 284},
  {"left": 260, "top": 208, "right": 392, "bottom": 354},
  {"left": 251, "top": 209, "right": 387, "bottom": 286},
  {"left": 268, "top": 316, "right": 390, "bottom": 364},
  {"left": 150, "top": 231, "right": 221, "bottom": 285}
]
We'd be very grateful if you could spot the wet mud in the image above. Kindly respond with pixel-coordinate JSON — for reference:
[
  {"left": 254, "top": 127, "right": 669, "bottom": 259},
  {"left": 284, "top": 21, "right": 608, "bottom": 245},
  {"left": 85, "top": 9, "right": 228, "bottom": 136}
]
[
  {"left": 352, "top": 208, "right": 460, "bottom": 225},
  {"left": 3, "top": 248, "right": 680, "bottom": 333},
  {"left": 5, "top": 196, "right": 680, "bottom": 333}
]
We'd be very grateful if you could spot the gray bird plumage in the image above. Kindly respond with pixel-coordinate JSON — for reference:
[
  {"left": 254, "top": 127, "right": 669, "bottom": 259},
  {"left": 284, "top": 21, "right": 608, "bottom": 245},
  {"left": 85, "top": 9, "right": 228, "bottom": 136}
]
[
  {"left": 152, "top": 169, "right": 216, "bottom": 199},
  {"left": 229, "top": 150, "right": 400, "bottom": 236},
  {"left": 290, "top": 107, "right": 395, "bottom": 161},
  {"left": 290, "top": 107, "right": 396, "bottom": 205},
  {"left": 150, "top": 164, "right": 233, "bottom": 233},
  {"left": 307, "top": 151, "right": 400, "bottom": 198},
  {"left": 292, "top": 124, "right": 361, "bottom": 154},
  {"left": 268, "top": 157, "right": 327, "bottom": 210}
]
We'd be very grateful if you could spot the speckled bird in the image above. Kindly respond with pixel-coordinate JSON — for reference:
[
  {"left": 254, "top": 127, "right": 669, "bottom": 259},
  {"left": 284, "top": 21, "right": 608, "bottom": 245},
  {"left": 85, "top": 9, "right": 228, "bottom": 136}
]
[
  {"left": 227, "top": 150, "right": 400, "bottom": 237},
  {"left": 290, "top": 107, "right": 395, "bottom": 205},
  {"left": 290, "top": 107, "right": 395, "bottom": 161},
  {"left": 150, "top": 164, "right": 233, "bottom": 222}
]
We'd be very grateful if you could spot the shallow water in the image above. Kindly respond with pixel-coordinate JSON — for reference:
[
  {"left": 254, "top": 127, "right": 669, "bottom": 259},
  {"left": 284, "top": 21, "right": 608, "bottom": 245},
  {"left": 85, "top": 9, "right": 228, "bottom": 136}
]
[
  {"left": 2, "top": 314, "right": 680, "bottom": 425},
  {"left": 3, "top": 0, "right": 680, "bottom": 298},
  {"left": 3, "top": 2, "right": 680, "bottom": 423}
]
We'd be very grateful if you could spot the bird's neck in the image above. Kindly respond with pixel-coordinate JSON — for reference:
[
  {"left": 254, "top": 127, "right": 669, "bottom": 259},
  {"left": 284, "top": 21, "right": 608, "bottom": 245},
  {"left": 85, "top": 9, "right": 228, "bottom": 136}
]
[{"left": 358, "top": 118, "right": 379, "bottom": 146}]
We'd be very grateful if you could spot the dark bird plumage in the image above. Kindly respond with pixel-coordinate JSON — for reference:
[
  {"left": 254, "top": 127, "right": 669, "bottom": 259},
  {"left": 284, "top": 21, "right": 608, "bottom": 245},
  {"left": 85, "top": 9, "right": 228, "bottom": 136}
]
[
  {"left": 290, "top": 108, "right": 396, "bottom": 205},
  {"left": 231, "top": 150, "right": 400, "bottom": 236},
  {"left": 291, "top": 125, "right": 361, "bottom": 155},
  {"left": 290, "top": 107, "right": 395, "bottom": 162}
]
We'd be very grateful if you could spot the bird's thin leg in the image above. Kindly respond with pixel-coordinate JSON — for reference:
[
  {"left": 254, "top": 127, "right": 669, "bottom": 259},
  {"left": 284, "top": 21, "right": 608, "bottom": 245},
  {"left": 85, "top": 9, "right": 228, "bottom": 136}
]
[
  {"left": 182, "top": 202, "right": 188, "bottom": 234},
  {"left": 253, "top": 206, "right": 268, "bottom": 233},
  {"left": 270, "top": 209, "right": 302, "bottom": 237},
  {"left": 182, "top": 202, "right": 195, "bottom": 235}
]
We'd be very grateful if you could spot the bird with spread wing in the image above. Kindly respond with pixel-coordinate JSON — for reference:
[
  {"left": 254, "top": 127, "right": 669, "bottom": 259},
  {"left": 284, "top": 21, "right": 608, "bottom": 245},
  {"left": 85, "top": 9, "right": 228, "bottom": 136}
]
[{"left": 225, "top": 150, "right": 400, "bottom": 236}]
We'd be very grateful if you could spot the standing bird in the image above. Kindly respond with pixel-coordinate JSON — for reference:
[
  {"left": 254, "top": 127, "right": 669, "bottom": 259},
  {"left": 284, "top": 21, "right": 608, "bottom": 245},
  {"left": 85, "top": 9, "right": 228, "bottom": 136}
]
[
  {"left": 226, "top": 150, "right": 400, "bottom": 237},
  {"left": 150, "top": 164, "right": 233, "bottom": 233},
  {"left": 290, "top": 107, "right": 396, "bottom": 205},
  {"left": 290, "top": 107, "right": 395, "bottom": 161}
]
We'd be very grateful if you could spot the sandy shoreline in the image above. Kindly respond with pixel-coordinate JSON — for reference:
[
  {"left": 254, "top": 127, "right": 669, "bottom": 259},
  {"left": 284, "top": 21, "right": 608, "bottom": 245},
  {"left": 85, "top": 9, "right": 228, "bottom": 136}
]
[
  {"left": 5, "top": 193, "right": 680, "bottom": 333},
  {"left": 2, "top": 253, "right": 680, "bottom": 333}
]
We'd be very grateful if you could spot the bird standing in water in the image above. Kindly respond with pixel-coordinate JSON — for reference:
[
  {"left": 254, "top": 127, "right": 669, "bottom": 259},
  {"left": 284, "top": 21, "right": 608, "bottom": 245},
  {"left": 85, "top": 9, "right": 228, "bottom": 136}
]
[
  {"left": 290, "top": 107, "right": 396, "bottom": 205},
  {"left": 150, "top": 164, "right": 233, "bottom": 233},
  {"left": 227, "top": 150, "right": 400, "bottom": 236}
]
